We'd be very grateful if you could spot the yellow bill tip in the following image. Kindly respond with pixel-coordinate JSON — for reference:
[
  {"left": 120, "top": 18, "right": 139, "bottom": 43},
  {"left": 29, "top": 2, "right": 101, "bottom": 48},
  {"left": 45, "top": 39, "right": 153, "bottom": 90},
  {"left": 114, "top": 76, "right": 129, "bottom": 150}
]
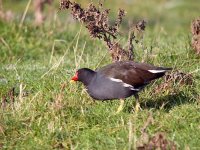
[{"left": 70, "top": 80, "right": 76, "bottom": 83}]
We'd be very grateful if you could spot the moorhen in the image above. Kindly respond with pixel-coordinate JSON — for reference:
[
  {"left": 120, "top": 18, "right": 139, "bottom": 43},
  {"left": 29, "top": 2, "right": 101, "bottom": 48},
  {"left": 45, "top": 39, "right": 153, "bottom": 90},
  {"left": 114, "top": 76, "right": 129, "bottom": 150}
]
[{"left": 71, "top": 61, "right": 171, "bottom": 113}]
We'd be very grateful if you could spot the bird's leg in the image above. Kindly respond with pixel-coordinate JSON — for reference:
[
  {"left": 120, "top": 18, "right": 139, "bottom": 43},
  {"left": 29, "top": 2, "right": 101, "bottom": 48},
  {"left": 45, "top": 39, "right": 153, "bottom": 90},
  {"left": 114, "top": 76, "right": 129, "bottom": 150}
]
[
  {"left": 134, "top": 94, "right": 141, "bottom": 112},
  {"left": 116, "top": 99, "right": 125, "bottom": 114}
]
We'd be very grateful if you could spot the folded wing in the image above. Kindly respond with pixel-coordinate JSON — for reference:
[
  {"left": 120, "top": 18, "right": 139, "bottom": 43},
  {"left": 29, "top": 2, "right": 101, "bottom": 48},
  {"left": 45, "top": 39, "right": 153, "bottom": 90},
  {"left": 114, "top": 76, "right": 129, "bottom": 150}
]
[{"left": 97, "top": 61, "right": 171, "bottom": 88}]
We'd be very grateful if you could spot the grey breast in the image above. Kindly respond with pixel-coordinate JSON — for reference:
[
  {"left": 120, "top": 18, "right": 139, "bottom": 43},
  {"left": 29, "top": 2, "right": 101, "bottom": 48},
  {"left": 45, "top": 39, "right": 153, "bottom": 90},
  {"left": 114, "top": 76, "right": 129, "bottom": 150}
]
[{"left": 86, "top": 73, "right": 134, "bottom": 100}]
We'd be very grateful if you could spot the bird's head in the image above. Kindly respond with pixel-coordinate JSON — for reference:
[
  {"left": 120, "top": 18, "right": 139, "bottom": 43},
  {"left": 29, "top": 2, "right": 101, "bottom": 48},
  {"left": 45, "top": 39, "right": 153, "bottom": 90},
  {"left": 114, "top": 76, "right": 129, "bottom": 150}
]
[{"left": 71, "top": 68, "right": 95, "bottom": 85}]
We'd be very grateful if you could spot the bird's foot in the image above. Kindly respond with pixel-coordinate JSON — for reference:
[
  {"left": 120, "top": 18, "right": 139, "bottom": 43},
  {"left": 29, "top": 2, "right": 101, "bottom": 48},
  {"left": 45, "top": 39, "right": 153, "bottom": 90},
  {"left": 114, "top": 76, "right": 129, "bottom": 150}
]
[
  {"left": 115, "top": 99, "right": 124, "bottom": 114},
  {"left": 134, "top": 102, "right": 142, "bottom": 113}
]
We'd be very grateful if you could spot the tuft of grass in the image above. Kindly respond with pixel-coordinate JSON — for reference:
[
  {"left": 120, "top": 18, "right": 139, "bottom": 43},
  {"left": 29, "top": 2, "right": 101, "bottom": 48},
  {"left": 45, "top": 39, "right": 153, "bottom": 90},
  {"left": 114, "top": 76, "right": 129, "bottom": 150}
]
[{"left": 1, "top": 0, "right": 200, "bottom": 149}]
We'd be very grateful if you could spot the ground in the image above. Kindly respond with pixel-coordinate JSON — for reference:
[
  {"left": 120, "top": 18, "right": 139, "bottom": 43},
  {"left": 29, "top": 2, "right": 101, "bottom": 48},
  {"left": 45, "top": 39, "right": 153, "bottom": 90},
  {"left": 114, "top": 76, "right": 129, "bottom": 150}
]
[{"left": 0, "top": 0, "right": 200, "bottom": 149}]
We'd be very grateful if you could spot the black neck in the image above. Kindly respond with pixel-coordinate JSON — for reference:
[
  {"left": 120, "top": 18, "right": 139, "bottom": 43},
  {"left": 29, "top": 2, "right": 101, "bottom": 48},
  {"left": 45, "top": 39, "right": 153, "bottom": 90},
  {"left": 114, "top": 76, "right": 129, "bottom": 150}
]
[{"left": 79, "top": 68, "right": 96, "bottom": 86}]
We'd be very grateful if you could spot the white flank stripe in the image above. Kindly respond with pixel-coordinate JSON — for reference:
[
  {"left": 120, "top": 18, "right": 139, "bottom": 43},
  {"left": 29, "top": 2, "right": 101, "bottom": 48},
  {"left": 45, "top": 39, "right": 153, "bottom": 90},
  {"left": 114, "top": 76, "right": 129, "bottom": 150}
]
[
  {"left": 123, "top": 83, "right": 133, "bottom": 88},
  {"left": 130, "top": 88, "right": 140, "bottom": 91},
  {"left": 109, "top": 78, "right": 123, "bottom": 83},
  {"left": 109, "top": 78, "right": 139, "bottom": 91},
  {"left": 148, "top": 70, "right": 166, "bottom": 73}
]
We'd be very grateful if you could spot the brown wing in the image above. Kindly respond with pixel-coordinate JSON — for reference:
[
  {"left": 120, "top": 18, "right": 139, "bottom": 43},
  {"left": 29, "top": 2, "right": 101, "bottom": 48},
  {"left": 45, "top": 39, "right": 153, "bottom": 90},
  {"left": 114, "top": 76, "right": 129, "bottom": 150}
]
[{"left": 97, "top": 61, "right": 170, "bottom": 88}]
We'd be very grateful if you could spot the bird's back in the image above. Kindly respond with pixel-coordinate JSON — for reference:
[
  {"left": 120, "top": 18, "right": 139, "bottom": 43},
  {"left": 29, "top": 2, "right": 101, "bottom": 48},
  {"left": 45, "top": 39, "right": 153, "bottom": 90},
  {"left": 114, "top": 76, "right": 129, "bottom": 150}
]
[{"left": 97, "top": 61, "right": 171, "bottom": 88}]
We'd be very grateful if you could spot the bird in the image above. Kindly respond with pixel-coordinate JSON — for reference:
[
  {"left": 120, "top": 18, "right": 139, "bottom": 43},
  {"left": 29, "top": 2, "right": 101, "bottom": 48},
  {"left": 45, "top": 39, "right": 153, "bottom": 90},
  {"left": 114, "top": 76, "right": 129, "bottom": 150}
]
[{"left": 71, "top": 61, "right": 172, "bottom": 113}]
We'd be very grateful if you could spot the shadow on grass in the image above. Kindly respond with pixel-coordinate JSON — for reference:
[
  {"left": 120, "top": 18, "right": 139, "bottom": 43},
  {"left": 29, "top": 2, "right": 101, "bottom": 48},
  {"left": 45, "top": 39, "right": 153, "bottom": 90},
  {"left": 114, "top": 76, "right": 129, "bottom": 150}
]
[
  {"left": 124, "top": 90, "right": 197, "bottom": 113},
  {"left": 143, "top": 92, "right": 192, "bottom": 111}
]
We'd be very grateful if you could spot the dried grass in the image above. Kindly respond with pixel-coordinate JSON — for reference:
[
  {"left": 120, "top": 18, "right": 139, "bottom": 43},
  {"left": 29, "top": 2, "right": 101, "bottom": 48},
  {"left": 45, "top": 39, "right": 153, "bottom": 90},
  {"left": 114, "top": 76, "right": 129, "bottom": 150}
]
[
  {"left": 191, "top": 17, "right": 200, "bottom": 55},
  {"left": 1, "top": 87, "right": 15, "bottom": 109},
  {"left": 0, "top": 0, "right": 14, "bottom": 22},
  {"left": 34, "top": 0, "right": 53, "bottom": 25},
  {"left": 60, "top": 0, "right": 146, "bottom": 62},
  {"left": 152, "top": 70, "right": 193, "bottom": 95},
  {"left": 137, "top": 113, "right": 177, "bottom": 150}
]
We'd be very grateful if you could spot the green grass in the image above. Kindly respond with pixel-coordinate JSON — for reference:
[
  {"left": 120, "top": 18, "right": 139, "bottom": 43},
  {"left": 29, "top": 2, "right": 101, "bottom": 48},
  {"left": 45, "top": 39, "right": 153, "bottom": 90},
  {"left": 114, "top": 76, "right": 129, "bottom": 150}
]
[{"left": 1, "top": 0, "right": 200, "bottom": 149}]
